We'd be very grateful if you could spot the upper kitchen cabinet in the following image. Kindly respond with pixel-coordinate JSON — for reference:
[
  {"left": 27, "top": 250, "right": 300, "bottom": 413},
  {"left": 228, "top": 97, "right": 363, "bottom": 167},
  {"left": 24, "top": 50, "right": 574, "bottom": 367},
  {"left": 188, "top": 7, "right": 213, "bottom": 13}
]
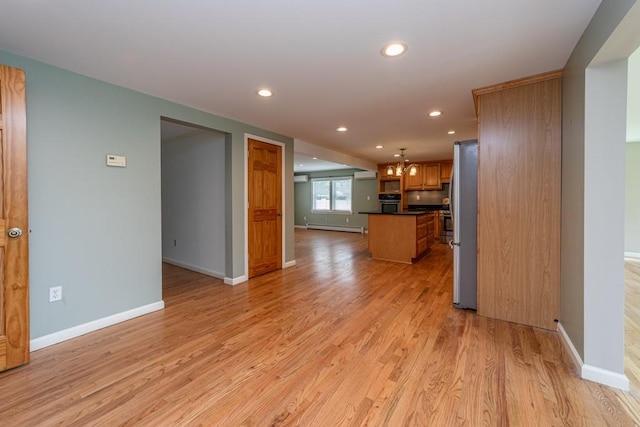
[
  {"left": 377, "top": 164, "right": 402, "bottom": 194},
  {"left": 378, "top": 164, "right": 395, "bottom": 181},
  {"left": 423, "top": 163, "right": 441, "bottom": 189},
  {"left": 440, "top": 160, "right": 453, "bottom": 183},
  {"left": 473, "top": 70, "right": 562, "bottom": 331},
  {"left": 404, "top": 163, "right": 423, "bottom": 190},
  {"left": 404, "top": 162, "right": 441, "bottom": 190}
]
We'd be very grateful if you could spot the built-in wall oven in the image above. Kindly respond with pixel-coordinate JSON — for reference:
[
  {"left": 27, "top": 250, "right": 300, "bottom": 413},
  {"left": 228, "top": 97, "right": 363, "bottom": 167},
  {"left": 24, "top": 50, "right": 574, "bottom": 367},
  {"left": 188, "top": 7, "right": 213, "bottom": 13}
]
[{"left": 378, "top": 193, "right": 401, "bottom": 213}]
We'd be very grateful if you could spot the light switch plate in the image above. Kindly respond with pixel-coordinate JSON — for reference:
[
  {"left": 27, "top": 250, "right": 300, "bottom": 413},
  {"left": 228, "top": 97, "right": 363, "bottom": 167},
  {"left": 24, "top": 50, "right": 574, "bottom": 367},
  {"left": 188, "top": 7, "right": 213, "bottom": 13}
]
[{"left": 106, "top": 154, "right": 126, "bottom": 167}]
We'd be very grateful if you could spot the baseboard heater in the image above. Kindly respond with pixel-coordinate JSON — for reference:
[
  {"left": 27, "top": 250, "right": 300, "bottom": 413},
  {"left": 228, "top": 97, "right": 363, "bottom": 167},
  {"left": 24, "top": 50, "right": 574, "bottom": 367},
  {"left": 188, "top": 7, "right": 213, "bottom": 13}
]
[{"left": 306, "top": 223, "right": 364, "bottom": 234}]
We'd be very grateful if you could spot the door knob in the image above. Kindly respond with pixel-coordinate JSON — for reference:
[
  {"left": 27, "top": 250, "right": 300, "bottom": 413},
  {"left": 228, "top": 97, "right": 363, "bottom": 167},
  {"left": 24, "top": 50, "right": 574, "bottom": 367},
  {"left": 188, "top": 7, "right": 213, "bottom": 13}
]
[{"left": 7, "top": 227, "right": 23, "bottom": 238}]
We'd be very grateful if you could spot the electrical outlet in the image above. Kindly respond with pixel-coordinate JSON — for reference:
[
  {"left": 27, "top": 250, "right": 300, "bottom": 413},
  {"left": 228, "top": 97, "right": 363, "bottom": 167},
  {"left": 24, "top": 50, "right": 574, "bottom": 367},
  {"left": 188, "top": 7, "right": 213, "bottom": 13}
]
[
  {"left": 303, "top": 216, "right": 307, "bottom": 221},
  {"left": 346, "top": 217, "right": 350, "bottom": 223},
  {"left": 49, "top": 286, "right": 62, "bottom": 302}
]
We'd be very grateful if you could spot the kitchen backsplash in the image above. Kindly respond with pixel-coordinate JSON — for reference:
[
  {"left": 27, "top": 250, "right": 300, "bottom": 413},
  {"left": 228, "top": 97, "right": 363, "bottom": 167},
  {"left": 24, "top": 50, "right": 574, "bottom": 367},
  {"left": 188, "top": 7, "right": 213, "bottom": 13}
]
[{"left": 406, "top": 183, "right": 449, "bottom": 205}]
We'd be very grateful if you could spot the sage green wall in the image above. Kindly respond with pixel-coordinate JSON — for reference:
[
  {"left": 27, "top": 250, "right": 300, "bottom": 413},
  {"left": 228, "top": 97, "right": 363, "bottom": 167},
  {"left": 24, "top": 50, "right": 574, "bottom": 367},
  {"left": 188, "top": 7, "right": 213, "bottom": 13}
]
[
  {"left": 0, "top": 49, "right": 293, "bottom": 339},
  {"left": 561, "top": 0, "right": 637, "bottom": 371},
  {"left": 294, "top": 169, "right": 378, "bottom": 230},
  {"left": 626, "top": 142, "right": 640, "bottom": 255},
  {"left": 627, "top": 50, "right": 640, "bottom": 256}
]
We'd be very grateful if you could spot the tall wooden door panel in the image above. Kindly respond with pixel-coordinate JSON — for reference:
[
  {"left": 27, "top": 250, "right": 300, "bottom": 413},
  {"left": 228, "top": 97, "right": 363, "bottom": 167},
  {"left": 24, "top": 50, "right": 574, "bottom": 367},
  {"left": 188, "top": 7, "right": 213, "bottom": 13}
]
[
  {"left": 248, "top": 139, "right": 282, "bottom": 278},
  {"left": 475, "top": 73, "right": 561, "bottom": 330},
  {"left": 0, "top": 64, "right": 29, "bottom": 371}
]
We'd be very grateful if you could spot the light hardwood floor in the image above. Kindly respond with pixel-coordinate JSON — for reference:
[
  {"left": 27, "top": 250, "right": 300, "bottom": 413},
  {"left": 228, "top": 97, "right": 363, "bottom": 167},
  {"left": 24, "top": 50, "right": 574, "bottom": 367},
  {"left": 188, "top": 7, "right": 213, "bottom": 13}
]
[
  {"left": 1, "top": 230, "right": 638, "bottom": 425},
  {"left": 626, "top": 258, "right": 640, "bottom": 394}
]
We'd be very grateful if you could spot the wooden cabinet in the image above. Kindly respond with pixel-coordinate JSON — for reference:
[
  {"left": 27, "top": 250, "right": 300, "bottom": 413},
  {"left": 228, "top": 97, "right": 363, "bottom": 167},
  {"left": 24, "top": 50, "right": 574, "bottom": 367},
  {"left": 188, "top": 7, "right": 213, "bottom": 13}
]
[
  {"left": 381, "top": 160, "right": 451, "bottom": 194},
  {"left": 404, "top": 164, "right": 424, "bottom": 190},
  {"left": 433, "top": 210, "right": 441, "bottom": 238},
  {"left": 440, "top": 160, "right": 453, "bottom": 183},
  {"left": 403, "top": 162, "right": 441, "bottom": 190},
  {"left": 426, "top": 214, "right": 435, "bottom": 250},
  {"left": 377, "top": 164, "right": 402, "bottom": 194},
  {"left": 378, "top": 164, "right": 396, "bottom": 181},
  {"left": 473, "top": 70, "right": 561, "bottom": 331},
  {"left": 366, "top": 213, "right": 433, "bottom": 263},
  {"left": 416, "top": 214, "right": 428, "bottom": 255},
  {"left": 416, "top": 213, "right": 435, "bottom": 255},
  {"left": 423, "top": 163, "right": 441, "bottom": 189}
]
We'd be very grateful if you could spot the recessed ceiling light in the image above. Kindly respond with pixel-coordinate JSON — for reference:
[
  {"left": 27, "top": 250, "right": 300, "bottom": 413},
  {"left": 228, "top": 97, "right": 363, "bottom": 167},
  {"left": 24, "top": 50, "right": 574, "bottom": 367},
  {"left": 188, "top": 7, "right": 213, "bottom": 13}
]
[
  {"left": 299, "top": 164, "right": 304, "bottom": 167},
  {"left": 336, "top": 127, "right": 348, "bottom": 132},
  {"left": 312, "top": 157, "right": 318, "bottom": 160},
  {"left": 375, "top": 145, "right": 383, "bottom": 149},
  {"left": 448, "top": 130, "right": 456, "bottom": 135},
  {"left": 429, "top": 111, "right": 442, "bottom": 117},
  {"left": 381, "top": 42, "right": 408, "bottom": 58},
  {"left": 257, "top": 89, "right": 272, "bottom": 97},
  {"left": 394, "top": 154, "right": 401, "bottom": 157}
]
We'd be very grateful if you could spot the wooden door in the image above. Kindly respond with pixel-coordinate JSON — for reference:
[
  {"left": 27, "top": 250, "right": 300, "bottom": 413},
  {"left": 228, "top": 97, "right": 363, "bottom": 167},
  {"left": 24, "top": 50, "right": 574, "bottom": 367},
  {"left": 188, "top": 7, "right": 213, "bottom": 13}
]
[
  {"left": 0, "top": 65, "right": 29, "bottom": 371},
  {"left": 248, "top": 139, "right": 282, "bottom": 278}
]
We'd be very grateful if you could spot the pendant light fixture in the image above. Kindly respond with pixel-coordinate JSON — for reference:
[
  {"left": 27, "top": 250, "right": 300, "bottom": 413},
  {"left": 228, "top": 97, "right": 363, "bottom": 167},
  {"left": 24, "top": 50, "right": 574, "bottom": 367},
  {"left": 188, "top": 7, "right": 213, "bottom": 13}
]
[{"left": 387, "top": 148, "right": 418, "bottom": 177}]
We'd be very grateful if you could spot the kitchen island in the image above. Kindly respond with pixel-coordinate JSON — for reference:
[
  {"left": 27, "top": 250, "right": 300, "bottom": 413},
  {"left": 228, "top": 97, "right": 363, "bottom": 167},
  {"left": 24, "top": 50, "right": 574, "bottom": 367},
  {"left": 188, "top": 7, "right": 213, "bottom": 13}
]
[{"left": 361, "top": 211, "right": 435, "bottom": 264}]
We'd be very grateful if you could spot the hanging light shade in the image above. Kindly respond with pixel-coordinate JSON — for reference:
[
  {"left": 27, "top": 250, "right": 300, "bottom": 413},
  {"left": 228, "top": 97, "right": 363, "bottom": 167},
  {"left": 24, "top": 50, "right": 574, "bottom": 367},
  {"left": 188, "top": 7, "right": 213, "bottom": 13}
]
[{"left": 387, "top": 148, "right": 418, "bottom": 177}]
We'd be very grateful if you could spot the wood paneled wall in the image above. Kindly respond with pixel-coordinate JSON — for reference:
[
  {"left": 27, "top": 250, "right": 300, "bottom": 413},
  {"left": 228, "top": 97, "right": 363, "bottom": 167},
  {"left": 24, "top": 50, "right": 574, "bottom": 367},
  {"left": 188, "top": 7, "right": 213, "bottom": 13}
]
[{"left": 474, "top": 71, "right": 562, "bottom": 330}]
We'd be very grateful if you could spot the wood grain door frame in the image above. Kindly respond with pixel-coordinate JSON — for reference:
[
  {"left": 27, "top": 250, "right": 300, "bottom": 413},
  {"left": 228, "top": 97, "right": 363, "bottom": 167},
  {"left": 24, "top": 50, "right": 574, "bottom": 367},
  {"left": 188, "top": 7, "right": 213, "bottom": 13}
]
[
  {"left": 0, "top": 64, "right": 29, "bottom": 371},
  {"left": 244, "top": 134, "right": 286, "bottom": 279}
]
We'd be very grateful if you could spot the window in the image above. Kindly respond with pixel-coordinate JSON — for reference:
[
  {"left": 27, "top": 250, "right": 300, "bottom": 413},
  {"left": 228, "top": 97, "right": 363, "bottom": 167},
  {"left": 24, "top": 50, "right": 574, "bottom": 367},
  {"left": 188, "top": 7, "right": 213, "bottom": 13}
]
[{"left": 311, "top": 176, "right": 353, "bottom": 213}]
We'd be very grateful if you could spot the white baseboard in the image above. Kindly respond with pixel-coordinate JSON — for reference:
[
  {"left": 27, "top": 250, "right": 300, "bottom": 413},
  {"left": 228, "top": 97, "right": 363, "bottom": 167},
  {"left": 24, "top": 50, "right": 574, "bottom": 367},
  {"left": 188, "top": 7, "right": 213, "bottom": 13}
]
[
  {"left": 284, "top": 260, "right": 297, "bottom": 269},
  {"left": 30, "top": 301, "right": 165, "bottom": 352},
  {"left": 162, "top": 258, "right": 224, "bottom": 279},
  {"left": 224, "top": 275, "right": 247, "bottom": 286},
  {"left": 624, "top": 252, "right": 640, "bottom": 259},
  {"left": 558, "top": 322, "right": 583, "bottom": 375},
  {"left": 582, "top": 364, "right": 629, "bottom": 391},
  {"left": 294, "top": 225, "right": 307, "bottom": 229},
  {"left": 558, "top": 322, "right": 630, "bottom": 391},
  {"left": 306, "top": 223, "right": 364, "bottom": 233}
]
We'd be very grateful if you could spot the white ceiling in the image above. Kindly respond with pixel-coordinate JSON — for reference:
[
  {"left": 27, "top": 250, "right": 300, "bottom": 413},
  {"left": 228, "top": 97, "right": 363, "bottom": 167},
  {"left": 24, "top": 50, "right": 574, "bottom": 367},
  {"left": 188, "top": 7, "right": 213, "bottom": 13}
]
[
  {"left": 294, "top": 154, "right": 352, "bottom": 173},
  {"left": 0, "top": 1, "right": 603, "bottom": 165}
]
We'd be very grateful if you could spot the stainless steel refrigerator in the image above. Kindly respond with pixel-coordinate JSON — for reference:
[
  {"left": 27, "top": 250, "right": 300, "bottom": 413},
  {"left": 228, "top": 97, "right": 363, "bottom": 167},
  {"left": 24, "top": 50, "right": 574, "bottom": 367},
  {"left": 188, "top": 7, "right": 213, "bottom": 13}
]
[{"left": 449, "top": 140, "right": 478, "bottom": 310}]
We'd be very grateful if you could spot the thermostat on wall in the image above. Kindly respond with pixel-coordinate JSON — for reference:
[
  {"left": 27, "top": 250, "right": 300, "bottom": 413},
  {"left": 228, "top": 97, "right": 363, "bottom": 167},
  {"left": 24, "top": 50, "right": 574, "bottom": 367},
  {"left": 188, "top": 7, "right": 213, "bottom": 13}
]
[{"left": 106, "top": 154, "right": 126, "bottom": 167}]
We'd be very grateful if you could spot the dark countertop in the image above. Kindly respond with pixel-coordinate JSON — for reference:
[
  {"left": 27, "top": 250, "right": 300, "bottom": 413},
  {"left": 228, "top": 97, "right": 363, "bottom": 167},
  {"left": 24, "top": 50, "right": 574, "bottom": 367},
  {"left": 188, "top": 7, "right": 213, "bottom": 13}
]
[
  {"left": 359, "top": 211, "right": 430, "bottom": 216},
  {"left": 406, "top": 204, "right": 449, "bottom": 212}
]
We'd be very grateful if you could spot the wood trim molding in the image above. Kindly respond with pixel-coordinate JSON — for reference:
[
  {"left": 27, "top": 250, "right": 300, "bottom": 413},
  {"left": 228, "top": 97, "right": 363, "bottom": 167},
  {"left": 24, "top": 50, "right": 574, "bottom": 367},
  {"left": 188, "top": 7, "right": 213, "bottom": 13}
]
[{"left": 471, "top": 69, "right": 564, "bottom": 116}]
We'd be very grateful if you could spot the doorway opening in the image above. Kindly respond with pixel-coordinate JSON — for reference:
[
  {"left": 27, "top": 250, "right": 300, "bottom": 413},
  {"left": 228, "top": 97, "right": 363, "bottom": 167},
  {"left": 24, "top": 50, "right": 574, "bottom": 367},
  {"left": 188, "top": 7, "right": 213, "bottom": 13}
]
[
  {"left": 160, "top": 118, "right": 228, "bottom": 297},
  {"left": 625, "top": 46, "right": 640, "bottom": 391}
]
